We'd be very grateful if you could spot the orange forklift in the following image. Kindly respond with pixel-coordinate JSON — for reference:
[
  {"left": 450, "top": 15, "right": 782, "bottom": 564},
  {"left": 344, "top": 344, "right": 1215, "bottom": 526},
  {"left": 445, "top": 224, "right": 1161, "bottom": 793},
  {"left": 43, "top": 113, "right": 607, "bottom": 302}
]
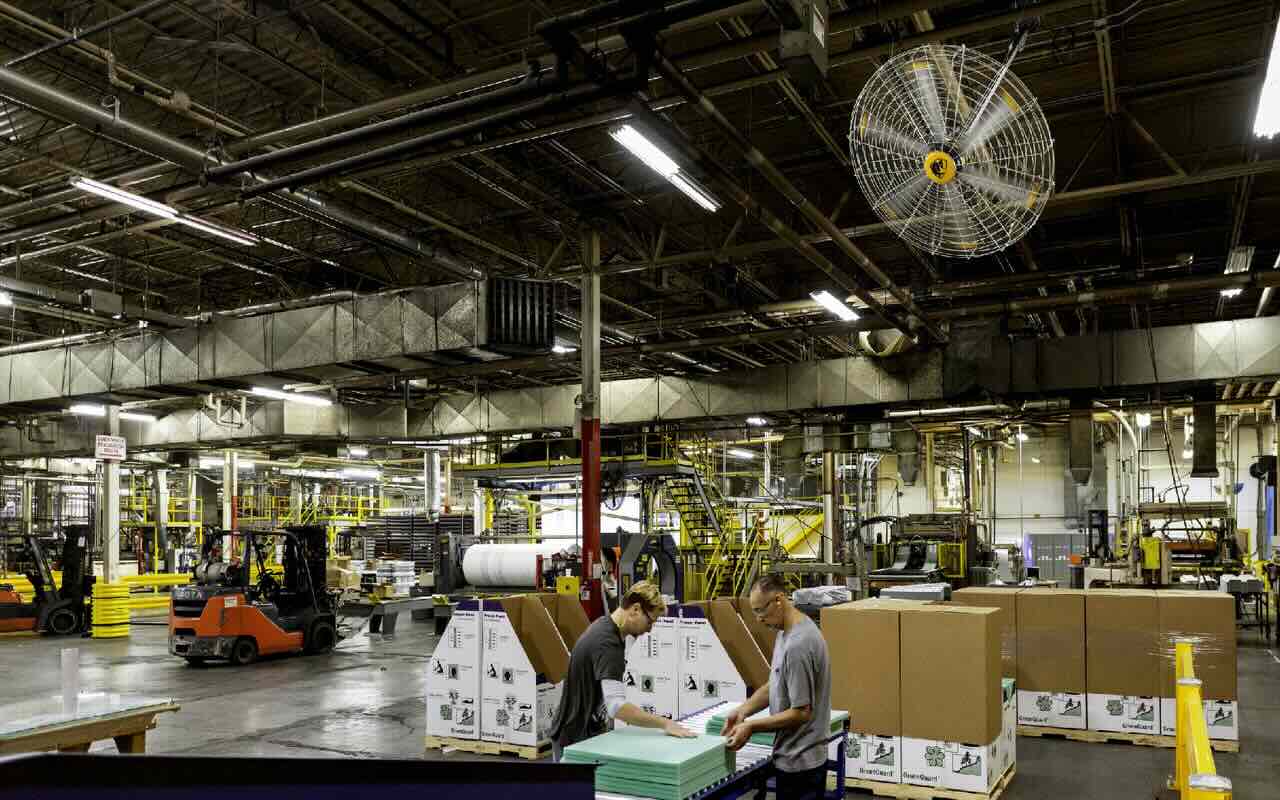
[
  {"left": 0, "top": 527, "right": 93, "bottom": 636},
  {"left": 168, "top": 526, "right": 337, "bottom": 665}
]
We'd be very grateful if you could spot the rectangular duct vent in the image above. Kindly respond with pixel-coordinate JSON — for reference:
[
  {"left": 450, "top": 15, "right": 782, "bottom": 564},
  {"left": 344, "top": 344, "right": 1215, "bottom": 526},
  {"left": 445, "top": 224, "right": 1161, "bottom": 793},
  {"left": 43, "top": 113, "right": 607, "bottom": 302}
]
[{"left": 485, "top": 278, "right": 555, "bottom": 352}]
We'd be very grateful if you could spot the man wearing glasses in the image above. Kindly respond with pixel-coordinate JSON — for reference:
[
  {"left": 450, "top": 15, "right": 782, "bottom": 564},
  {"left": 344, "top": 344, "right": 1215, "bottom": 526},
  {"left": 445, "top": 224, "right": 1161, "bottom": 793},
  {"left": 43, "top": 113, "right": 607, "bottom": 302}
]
[
  {"left": 722, "top": 575, "right": 832, "bottom": 800},
  {"left": 549, "top": 580, "right": 695, "bottom": 760}
]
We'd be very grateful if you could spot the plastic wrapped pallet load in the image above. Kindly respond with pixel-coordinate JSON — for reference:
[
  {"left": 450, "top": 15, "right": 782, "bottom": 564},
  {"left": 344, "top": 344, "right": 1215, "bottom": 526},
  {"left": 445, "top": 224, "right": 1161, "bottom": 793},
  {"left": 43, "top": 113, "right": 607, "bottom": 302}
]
[{"left": 461, "top": 542, "right": 564, "bottom": 588}]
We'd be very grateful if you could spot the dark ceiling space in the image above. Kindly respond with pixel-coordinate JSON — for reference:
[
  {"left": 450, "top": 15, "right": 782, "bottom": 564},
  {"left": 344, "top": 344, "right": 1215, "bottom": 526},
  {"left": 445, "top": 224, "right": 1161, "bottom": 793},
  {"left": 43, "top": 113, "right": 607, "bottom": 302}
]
[{"left": 0, "top": 0, "right": 1277, "bottom": 398}]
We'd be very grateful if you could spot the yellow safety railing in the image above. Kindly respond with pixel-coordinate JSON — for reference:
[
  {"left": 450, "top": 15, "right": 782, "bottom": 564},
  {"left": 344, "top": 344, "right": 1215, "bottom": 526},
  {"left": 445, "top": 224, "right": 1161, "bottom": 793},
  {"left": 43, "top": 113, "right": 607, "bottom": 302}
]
[
  {"left": 1171, "top": 639, "right": 1232, "bottom": 799},
  {"left": 122, "top": 573, "right": 192, "bottom": 612}
]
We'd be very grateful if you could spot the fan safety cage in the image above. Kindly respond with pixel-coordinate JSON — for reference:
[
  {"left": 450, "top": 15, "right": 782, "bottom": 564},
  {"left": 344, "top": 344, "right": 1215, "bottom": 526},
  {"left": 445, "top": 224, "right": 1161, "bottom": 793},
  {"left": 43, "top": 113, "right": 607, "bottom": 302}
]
[{"left": 848, "top": 44, "right": 1055, "bottom": 259}]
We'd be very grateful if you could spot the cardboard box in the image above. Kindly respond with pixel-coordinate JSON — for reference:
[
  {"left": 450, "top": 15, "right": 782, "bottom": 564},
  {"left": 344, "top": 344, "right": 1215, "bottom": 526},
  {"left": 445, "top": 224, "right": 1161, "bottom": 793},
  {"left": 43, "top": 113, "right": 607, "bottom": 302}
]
[
  {"left": 688, "top": 600, "right": 771, "bottom": 692},
  {"left": 821, "top": 600, "right": 902, "bottom": 737},
  {"left": 536, "top": 592, "right": 590, "bottom": 649},
  {"left": 1086, "top": 590, "right": 1159, "bottom": 697},
  {"left": 731, "top": 596, "right": 778, "bottom": 661},
  {"left": 623, "top": 614, "right": 679, "bottom": 720},
  {"left": 843, "top": 733, "right": 902, "bottom": 783},
  {"left": 676, "top": 604, "right": 748, "bottom": 717},
  {"left": 950, "top": 588, "right": 1020, "bottom": 679},
  {"left": 1087, "top": 694, "right": 1159, "bottom": 734},
  {"left": 1158, "top": 698, "right": 1240, "bottom": 740},
  {"left": 1016, "top": 589, "right": 1086, "bottom": 694},
  {"left": 902, "top": 683, "right": 1014, "bottom": 794},
  {"left": 1157, "top": 590, "right": 1237, "bottom": 701},
  {"left": 426, "top": 598, "right": 482, "bottom": 739},
  {"left": 480, "top": 595, "right": 569, "bottom": 747},
  {"left": 900, "top": 605, "right": 1001, "bottom": 745},
  {"left": 1016, "top": 690, "right": 1086, "bottom": 729}
]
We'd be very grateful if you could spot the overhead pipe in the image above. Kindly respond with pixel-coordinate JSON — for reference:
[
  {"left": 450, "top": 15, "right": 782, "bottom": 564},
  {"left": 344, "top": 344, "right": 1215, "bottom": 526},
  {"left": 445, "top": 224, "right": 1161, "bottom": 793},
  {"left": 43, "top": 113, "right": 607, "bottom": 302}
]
[
  {"left": 649, "top": 51, "right": 948, "bottom": 343},
  {"left": 3, "top": 0, "right": 170, "bottom": 67},
  {"left": 205, "top": 62, "right": 547, "bottom": 181},
  {"left": 239, "top": 82, "right": 629, "bottom": 199},
  {"left": 0, "top": 64, "right": 481, "bottom": 281}
]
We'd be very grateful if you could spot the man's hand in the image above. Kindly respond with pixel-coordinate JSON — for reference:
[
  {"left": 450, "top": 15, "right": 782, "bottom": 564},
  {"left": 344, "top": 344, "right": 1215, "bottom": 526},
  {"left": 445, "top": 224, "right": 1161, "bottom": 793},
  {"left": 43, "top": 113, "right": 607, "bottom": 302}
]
[
  {"left": 720, "top": 706, "right": 745, "bottom": 738},
  {"left": 662, "top": 720, "right": 696, "bottom": 738},
  {"left": 725, "top": 720, "right": 753, "bottom": 751}
]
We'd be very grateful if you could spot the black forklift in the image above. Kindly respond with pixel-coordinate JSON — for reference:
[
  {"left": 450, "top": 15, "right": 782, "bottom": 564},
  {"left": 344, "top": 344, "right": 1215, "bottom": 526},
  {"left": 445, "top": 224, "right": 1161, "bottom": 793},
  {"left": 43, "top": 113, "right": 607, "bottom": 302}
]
[{"left": 0, "top": 525, "right": 94, "bottom": 635}]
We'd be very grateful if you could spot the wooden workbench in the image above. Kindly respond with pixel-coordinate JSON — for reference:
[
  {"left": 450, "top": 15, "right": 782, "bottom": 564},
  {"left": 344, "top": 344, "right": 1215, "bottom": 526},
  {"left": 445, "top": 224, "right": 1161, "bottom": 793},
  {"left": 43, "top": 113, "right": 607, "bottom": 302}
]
[{"left": 0, "top": 696, "right": 178, "bottom": 755}]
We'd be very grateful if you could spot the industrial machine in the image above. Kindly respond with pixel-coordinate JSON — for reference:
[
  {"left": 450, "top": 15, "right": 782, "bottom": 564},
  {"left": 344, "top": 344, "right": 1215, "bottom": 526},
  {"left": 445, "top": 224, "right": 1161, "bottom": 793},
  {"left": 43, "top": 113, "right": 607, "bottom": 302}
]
[
  {"left": 602, "top": 529, "right": 683, "bottom": 602},
  {"left": 433, "top": 529, "right": 582, "bottom": 595},
  {"left": 869, "top": 514, "right": 981, "bottom": 591},
  {"left": 168, "top": 526, "right": 336, "bottom": 665},
  {"left": 0, "top": 527, "right": 93, "bottom": 636}
]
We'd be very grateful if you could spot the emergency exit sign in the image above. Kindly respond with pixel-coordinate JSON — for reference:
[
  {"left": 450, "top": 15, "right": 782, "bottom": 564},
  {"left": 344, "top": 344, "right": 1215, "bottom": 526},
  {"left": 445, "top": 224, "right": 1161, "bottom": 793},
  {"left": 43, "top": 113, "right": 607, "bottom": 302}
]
[{"left": 95, "top": 435, "right": 126, "bottom": 461}]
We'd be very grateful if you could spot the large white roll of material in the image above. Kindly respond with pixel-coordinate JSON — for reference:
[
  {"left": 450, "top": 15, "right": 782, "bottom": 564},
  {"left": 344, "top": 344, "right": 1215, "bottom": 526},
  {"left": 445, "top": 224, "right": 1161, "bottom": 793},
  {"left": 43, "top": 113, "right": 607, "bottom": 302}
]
[{"left": 462, "top": 542, "right": 564, "bottom": 587}]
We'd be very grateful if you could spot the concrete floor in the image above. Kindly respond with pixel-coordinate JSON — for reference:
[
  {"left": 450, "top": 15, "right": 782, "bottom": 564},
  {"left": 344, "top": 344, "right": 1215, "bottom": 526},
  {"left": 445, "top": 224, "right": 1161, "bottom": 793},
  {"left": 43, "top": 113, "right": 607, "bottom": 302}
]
[{"left": 1, "top": 619, "right": 1276, "bottom": 798}]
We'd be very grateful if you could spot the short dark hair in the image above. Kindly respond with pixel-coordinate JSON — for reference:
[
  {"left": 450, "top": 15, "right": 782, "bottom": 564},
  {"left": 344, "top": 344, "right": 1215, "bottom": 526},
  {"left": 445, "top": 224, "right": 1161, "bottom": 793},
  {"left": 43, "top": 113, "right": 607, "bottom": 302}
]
[{"left": 751, "top": 574, "right": 787, "bottom": 597}]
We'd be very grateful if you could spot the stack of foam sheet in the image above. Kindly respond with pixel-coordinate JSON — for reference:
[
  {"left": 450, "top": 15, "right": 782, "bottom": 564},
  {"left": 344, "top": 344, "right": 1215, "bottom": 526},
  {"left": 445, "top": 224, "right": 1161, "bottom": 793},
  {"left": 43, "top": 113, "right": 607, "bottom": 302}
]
[
  {"left": 704, "top": 708, "right": 848, "bottom": 746},
  {"left": 562, "top": 727, "right": 734, "bottom": 800}
]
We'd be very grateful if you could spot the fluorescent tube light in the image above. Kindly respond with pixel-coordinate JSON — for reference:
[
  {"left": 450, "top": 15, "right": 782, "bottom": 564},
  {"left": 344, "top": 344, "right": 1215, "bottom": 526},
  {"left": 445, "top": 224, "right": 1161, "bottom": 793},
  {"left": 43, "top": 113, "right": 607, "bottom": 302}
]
[
  {"left": 177, "top": 216, "right": 257, "bottom": 246},
  {"left": 1016, "top": 431, "right": 1029, "bottom": 442},
  {"left": 810, "top": 289, "right": 859, "bottom": 321},
  {"left": 0, "top": 291, "right": 11, "bottom": 306},
  {"left": 746, "top": 416, "right": 768, "bottom": 426},
  {"left": 1135, "top": 412, "right": 1152, "bottom": 428},
  {"left": 250, "top": 386, "right": 332, "bottom": 407},
  {"left": 1031, "top": 456, "right": 1041, "bottom": 464},
  {"left": 1224, "top": 246, "right": 1253, "bottom": 275},
  {"left": 1220, "top": 287, "right": 1243, "bottom": 298},
  {"left": 71, "top": 177, "right": 176, "bottom": 219},
  {"left": 120, "top": 411, "right": 156, "bottom": 423},
  {"left": 1255, "top": 21, "right": 1280, "bottom": 137},
  {"left": 348, "top": 446, "right": 368, "bottom": 458},
  {"left": 69, "top": 403, "right": 106, "bottom": 417},
  {"left": 551, "top": 344, "right": 577, "bottom": 354},
  {"left": 610, "top": 125, "right": 679, "bottom": 177},
  {"left": 728, "top": 448, "right": 756, "bottom": 459},
  {"left": 668, "top": 172, "right": 722, "bottom": 212}
]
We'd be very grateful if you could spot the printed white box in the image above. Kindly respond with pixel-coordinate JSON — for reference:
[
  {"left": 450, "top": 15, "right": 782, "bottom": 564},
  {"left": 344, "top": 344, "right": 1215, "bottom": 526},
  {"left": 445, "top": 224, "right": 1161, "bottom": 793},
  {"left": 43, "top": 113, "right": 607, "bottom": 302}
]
[
  {"left": 1087, "top": 694, "right": 1159, "bottom": 734},
  {"left": 426, "top": 599, "right": 482, "bottom": 740},
  {"left": 900, "top": 737, "right": 947, "bottom": 789},
  {"left": 1017, "top": 690, "right": 1086, "bottom": 729},
  {"left": 1000, "top": 678, "right": 1016, "bottom": 776},
  {"left": 676, "top": 606, "right": 747, "bottom": 718},
  {"left": 479, "top": 599, "right": 567, "bottom": 748},
  {"left": 1158, "top": 697, "right": 1239, "bottom": 741},
  {"left": 623, "top": 615, "right": 679, "bottom": 720},
  {"left": 845, "top": 733, "right": 902, "bottom": 783}
]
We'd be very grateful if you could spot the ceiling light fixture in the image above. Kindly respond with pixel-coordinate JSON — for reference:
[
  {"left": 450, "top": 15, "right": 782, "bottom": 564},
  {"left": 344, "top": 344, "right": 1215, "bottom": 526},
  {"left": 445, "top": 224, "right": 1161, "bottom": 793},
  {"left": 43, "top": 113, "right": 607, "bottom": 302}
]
[
  {"left": 1255, "top": 21, "right": 1280, "bottom": 137},
  {"left": 551, "top": 344, "right": 577, "bottom": 354},
  {"left": 348, "top": 445, "right": 368, "bottom": 458},
  {"left": 1135, "top": 412, "right": 1152, "bottom": 428},
  {"left": 1220, "top": 287, "right": 1243, "bottom": 298},
  {"left": 1016, "top": 431, "right": 1029, "bottom": 442},
  {"left": 249, "top": 386, "right": 332, "bottom": 407},
  {"left": 68, "top": 403, "right": 106, "bottom": 417},
  {"left": 120, "top": 411, "right": 156, "bottom": 424},
  {"left": 809, "top": 289, "right": 859, "bottom": 321},
  {"left": 70, "top": 176, "right": 176, "bottom": 218},
  {"left": 1182, "top": 448, "right": 1194, "bottom": 461},
  {"left": 0, "top": 291, "right": 11, "bottom": 307},
  {"left": 342, "top": 467, "right": 380, "bottom": 480},
  {"left": 177, "top": 216, "right": 257, "bottom": 246},
  {"left": 610, "top": 124, "right": 720, "bottom": 213},
  {"left": 728, "top": 448, "right": 756, "bottom": 459},
  {"left": 746, "top": 416, "right": 768, "bottom": 426},
  {"left": 1031, "top": 456, "right": 1041, "bottom": 464}
]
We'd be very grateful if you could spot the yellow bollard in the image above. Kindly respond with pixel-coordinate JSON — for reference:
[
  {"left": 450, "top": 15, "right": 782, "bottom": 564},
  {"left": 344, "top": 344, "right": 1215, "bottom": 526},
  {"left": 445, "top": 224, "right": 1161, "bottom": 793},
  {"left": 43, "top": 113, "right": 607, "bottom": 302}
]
[
  {"left": 1171, "top": 640, "right": 1232, "bottom": 799},
  {"left": 90, "top": 582, "right": 131, "bottom": 639}
]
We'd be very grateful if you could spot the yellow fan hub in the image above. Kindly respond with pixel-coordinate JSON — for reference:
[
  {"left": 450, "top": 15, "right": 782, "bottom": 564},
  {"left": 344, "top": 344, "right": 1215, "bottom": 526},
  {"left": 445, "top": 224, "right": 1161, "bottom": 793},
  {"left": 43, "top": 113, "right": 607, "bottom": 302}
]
[{"left": 923, "top": 151, "right": 957, "bottom": 185}]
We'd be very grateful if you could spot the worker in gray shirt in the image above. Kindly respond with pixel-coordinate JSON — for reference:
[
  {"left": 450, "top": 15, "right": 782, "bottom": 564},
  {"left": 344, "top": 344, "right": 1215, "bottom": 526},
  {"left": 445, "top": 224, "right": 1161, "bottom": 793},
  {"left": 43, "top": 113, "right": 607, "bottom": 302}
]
[{"left": 723, "top": 575, "right": 831, "bottom": 800}]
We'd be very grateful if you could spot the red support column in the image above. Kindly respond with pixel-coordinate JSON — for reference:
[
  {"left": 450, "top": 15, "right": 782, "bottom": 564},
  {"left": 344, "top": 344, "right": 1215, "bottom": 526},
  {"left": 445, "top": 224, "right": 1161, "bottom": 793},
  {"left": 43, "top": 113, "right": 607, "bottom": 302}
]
[
  {"left": 580, "top": 228, "right": 604, "bottom": 619},
  {"left": 581, "top": 417, "right": 603, "bottom": 619}
]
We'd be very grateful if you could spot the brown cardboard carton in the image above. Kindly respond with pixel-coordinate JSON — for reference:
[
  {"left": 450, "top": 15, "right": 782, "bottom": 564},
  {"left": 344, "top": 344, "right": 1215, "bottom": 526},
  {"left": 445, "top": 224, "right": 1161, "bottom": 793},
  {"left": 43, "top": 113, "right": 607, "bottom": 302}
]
[
  {"left": 950, "top": 588, "right": 1020, "bottom": 679},
  {"left": 900, "top": 605, "right": 1002, "bottom": 744},
  {"left": 1017, "top": 589, "right": 1086, "bottom": 693},
  {"left": 685, "top": 601, "right": 771, "bottom": 692},
  {"left": 1085, "top": 590, "right": 1159, "bottom": 696},
  {"left": 536, "top": 592, "right": 590, "bottom": 649},
  {"left": 1157, "top": 590, "right": 1236, "bottom": 700},
  {"left": 731, "top": 596, "right": 778, "bottom": 661},
  {"left": 821, "top": 600, "right": 902, "bottom": 736},
  {"left": 497, "top": 595, "right": 570, "bottom": 682}
]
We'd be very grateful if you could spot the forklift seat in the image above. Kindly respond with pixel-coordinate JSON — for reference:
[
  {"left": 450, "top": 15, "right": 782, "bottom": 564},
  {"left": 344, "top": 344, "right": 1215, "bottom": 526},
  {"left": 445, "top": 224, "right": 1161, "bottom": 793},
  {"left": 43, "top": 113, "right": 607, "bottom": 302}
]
[{"left": 254, "top": 602, "right": 281, "bottom": 624}]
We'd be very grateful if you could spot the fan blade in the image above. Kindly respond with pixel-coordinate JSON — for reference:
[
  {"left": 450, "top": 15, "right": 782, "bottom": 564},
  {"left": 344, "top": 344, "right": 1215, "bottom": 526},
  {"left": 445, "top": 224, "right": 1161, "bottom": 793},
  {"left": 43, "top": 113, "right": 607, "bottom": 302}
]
[
  {"left": 928, "top": 45, "right": 968, "bottom": 138},
  {"left": 906, "top": 58, "right": 947, "bottom": 139},
  {"left": 959, "top": 167, "right": 1045, "bottom": 210},
  {"left": 958, "top": 89, "right": 1029, "bottom": 157},
  {"left": 939, "top": 183, "right": 987, "bottom": 257},
  {"left": 852, "top": 111, "right": 929, "bottom": 158},
  {"left": 884, "top": 61, "right": 937, "bottom": 142}
]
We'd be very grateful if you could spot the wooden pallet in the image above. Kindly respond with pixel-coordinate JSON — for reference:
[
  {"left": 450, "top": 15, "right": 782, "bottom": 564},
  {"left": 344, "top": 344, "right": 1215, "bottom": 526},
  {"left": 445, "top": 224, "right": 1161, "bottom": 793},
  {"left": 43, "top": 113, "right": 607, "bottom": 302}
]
[
  {"left": 1016, "top": 725, "right": 1239, "bottom": 753},
  {"left": 423, "top": 735, "right": 551, "bottom": 760},
  {"left": 843, "top": 764, "right": 1015, "bottom": 800}
]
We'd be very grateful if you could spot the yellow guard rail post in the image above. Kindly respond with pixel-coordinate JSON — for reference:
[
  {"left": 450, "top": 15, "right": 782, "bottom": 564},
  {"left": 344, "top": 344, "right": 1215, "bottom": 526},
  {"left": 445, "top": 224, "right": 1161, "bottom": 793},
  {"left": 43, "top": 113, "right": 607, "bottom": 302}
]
[{"left": 1172, "top": 639, "right": 1232, "bottom": 799}]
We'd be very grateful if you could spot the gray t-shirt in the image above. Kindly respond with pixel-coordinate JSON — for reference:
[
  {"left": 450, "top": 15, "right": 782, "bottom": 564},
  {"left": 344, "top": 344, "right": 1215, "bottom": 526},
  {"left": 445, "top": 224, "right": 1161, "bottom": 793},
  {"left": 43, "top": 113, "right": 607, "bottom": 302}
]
[
  {"left": 550, "top": 615, "right": 626, "bottom": 747},
  {"left": 769, "top": 614, "right": 831, "bottom": 772}
]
